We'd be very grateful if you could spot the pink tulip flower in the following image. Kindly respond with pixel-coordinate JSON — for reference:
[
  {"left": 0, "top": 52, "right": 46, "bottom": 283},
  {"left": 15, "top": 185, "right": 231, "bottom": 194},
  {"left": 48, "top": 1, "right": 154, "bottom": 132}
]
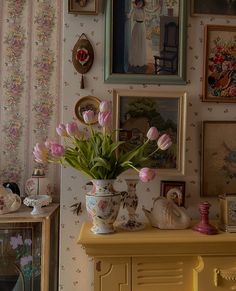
[
  {"left": 139, "top": 167, "right": 156, "bottom": 183},
  {"left": 147, "top": 127, "right": 159, "bottom": 140},
  {"left": 157, "top": 134, "right": 172, "bottom": 150},
  {"left": 33, "top": 143, "right": 49, "bottom": 163},
  {"left": 45, "top": 140, "right": 56, "bottom": 149},
  {"left": 50, "top": 143, "right": 65, "bottom": 157},
  {"left": 98, "top": 111, "right": 112, "bottom": 128},
  {"left": 66, "top": 121, "right": 80, "bottom": 137},
  {"left": 99, "top": 100, "right": 112, "bottom": 112},
  {"left": 56, "top": 123, "right": 68, "bottom": 137},
  {"left": 82, "top": 110, "right": 96, "bottom": 125}
]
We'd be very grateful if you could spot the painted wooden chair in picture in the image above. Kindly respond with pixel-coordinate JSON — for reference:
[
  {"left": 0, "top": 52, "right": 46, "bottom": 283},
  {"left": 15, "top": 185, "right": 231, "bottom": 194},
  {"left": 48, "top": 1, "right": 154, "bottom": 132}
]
[{"left": 154, "top": 21, "right": 179, "bottom": 75}]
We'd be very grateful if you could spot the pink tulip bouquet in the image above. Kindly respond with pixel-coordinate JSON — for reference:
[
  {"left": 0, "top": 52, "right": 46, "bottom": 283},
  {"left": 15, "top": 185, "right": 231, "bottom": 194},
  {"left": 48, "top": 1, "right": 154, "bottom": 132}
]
[{"left": 33, "top": 101, "right": 172, "bottom": 183}]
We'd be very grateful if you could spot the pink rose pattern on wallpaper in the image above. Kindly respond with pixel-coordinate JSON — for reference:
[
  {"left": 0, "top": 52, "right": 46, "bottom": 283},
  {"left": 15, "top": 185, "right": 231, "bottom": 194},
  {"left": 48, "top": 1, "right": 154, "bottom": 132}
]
[
  {"left": 208, "top": 37, "right": 236, "bottom": 98},
  {"left": 2, "top": 0, "right": 26, "bottom": 183},
  {"left": 33, "top": 2, "right": 56, "bottom": 141},
  {"left": 0, "top": 0, "right": 60, "bottom": 191}
]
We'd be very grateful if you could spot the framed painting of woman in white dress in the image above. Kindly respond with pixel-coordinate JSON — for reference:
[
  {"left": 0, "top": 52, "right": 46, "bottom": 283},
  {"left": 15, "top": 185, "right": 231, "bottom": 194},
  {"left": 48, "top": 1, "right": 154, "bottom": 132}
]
[{"left": 104, "top": 0, "right": 187, "bottom": 85}]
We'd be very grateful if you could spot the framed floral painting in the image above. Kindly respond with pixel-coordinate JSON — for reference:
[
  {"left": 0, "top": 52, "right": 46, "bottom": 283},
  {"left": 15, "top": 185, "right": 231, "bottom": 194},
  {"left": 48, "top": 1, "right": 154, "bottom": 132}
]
[
  {"left": 201, "top": 121, "right": 236, "bottom": 197},
  {"left": 203, "top": 25, "right": 236, "bottom": 102},
  {"left": 104, "top": 0, "right": 187, "bottom": 85},
  {"left": 113, "top": 89, "right": 187, "bottom": 176}
]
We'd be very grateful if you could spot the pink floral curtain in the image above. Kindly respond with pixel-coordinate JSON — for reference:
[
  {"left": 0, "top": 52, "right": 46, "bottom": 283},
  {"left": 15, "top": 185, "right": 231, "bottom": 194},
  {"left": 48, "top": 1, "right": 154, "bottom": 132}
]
[{"left": 0, "top": 0, "right": 62, "bottom": 198}]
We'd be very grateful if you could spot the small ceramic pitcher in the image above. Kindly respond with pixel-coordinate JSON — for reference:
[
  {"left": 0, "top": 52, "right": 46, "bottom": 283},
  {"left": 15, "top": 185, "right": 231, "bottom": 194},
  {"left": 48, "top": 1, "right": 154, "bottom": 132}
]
[{"left": 0, "top": 186, "right": 21, "bottom": 215}]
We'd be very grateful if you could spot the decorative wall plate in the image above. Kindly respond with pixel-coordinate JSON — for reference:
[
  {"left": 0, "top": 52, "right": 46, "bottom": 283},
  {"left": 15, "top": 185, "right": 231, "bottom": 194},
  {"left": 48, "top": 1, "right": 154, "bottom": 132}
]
[
  {"left": 74, "top": 96, "right": 100, "bottom": 124},
  {"left": 72, "top": 33, "right": 94, "bottom": 88}
]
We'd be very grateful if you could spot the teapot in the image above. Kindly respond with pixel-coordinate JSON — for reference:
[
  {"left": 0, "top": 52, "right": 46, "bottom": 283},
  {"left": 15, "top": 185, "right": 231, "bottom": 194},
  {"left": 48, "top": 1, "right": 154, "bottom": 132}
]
[
  {"left": 142, "top": 197, "right": 191, "bottom": 229},
  {"left": 0, "top": 186, "right": 21, "bottom": 215}
]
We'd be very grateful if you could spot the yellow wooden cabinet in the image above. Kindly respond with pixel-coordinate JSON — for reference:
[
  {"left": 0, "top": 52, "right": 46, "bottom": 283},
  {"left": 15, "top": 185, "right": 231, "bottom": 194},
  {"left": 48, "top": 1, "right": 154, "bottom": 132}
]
[{"left": 78, "top": 222, "right": 236, "bottom": 291}]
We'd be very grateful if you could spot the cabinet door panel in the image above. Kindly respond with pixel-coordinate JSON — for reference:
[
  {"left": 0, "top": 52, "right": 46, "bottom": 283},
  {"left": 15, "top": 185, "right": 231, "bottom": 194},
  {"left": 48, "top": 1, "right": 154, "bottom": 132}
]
[
  {"left": 195, "top": 256, "right": 236, "bottom": 291},
  {"left": 133, "top": 256, "right": 197, "bottom": 291},
  {"left": 95, "top": 257, "right": 131, "bottom": 291}
]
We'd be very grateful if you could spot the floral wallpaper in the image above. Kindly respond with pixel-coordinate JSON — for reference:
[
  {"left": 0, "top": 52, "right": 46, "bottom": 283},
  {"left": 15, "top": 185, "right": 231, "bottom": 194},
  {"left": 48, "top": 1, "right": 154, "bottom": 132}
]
[
  {"left": 0, "top": 0, "right": 61, "bottom": 198},
  {"left": 61, "top": 2, "right": 236, "bottom": 291}
]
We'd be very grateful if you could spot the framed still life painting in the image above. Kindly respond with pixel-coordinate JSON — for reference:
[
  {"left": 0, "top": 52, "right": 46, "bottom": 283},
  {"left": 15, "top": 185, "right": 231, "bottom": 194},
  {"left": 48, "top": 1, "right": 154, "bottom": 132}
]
[
  {"left": 203, "top": 25, "right": 236, "bottom": 103},
  {"left": 113, "top": 90, "right": 187, "bottom": 176},
  {"left": 201, "top": 121, "right": 236, "bottom": 197},
  {"left": 104, "top": 0, "right": 187, "bottom": 85}
]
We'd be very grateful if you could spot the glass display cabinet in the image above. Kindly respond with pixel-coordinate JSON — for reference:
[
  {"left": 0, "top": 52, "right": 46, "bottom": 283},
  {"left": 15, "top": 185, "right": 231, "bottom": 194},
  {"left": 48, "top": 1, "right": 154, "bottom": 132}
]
[{"left": 0, "top": 203, "right": 59, "bottom": 291}]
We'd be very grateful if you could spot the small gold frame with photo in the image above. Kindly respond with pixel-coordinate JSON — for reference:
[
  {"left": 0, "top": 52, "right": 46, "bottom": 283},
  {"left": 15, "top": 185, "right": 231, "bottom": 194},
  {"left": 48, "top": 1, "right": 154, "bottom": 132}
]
[
  {"left": 68, "top": 0, "right": 98, "bottom": 15},
  {"left": 74, "top": 96, "right": 100, "bottom": 125}
]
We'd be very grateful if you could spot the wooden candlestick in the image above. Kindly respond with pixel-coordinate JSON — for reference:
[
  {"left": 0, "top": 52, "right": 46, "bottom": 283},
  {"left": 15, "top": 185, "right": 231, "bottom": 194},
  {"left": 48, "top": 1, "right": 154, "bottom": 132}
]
[{"left": 192, "top": 201, "right": 218, "bottom": 235}]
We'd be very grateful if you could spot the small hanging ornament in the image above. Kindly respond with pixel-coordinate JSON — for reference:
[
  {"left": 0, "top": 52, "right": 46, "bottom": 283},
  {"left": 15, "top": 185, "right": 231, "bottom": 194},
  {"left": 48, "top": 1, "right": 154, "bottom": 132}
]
[{"left": 72, "top": 33, "right": 94, "bottom": 89}]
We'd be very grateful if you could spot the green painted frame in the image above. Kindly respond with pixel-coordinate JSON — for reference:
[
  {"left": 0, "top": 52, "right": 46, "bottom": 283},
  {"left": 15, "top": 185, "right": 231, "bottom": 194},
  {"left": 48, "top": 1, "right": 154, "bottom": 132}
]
[{"left": 104, "top": 0, "right": 187, "bottom": 85}]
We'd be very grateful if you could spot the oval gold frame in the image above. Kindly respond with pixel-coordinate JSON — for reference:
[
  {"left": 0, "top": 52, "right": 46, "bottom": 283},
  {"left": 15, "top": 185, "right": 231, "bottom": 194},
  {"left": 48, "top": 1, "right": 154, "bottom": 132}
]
[{"left": 74, "top": 96, "right": 101, "bottom": 125}]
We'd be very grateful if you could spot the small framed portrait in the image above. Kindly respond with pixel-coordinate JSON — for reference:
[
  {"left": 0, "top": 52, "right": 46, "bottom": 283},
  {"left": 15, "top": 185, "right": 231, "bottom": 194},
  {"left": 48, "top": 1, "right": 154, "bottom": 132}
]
[
  {"left": 203, "top": 25, "right": 236, "bottom": 103},
  {"left": 74, "top": 96, "right": 100, "bottom": 125},
  {"left": 68, "top": 0, "right": 98, "bottom": 15},
  {"left": 160, "top": 180, "right": 186, "bottom": 207},
  {"left": 191, "top": 0, "right": 236, "bottom": 16}
]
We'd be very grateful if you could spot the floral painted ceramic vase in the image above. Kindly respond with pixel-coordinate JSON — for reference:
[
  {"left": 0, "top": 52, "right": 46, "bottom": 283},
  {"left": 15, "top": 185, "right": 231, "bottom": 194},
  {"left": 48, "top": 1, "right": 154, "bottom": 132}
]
[
  {"left": 85, "top": 180, "right": 121, "bottom": 234},
  {"left": 25, "top": 168, "right": 53, "bottom": 197},
  {"left": 119, "top": 179, "right": 145, "bottom": 231}
]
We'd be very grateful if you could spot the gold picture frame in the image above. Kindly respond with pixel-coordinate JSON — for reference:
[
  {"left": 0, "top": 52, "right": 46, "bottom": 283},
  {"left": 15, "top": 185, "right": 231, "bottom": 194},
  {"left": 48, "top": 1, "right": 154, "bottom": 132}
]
[
  {"left": 113, "top": 89, "right": 187, "bottom": 176},
  {"left": 68, "top": 0, "right": 98, "bottom": 15},
  {"left": 201, "top": 121, "right": 236, "bottom": 197},
  {"left": 74, "top": 96, "right": 101, "bottom": 125}
]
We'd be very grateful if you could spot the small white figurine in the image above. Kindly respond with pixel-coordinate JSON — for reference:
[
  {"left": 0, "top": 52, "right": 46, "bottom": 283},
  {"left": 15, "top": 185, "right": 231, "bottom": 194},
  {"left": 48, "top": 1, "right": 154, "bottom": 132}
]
[{"left": 142, "top": 197, "right": 191, "bottom": 229}]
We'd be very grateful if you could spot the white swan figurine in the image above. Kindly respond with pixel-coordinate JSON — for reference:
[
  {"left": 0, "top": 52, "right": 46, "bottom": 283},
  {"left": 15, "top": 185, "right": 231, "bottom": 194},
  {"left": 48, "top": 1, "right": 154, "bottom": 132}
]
[{"left": 142, "top": 197, "right": 191, "bottom": 229}]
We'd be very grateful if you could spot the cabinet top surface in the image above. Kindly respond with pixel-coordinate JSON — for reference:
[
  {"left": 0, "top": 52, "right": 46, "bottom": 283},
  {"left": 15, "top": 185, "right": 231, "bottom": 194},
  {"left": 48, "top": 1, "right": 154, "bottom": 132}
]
[
  {"left": 0, "top": 203, "right": 59, "bottom": 222},
  {"left": 78, "top": 222, "right": 236, "bottom": 256},
  {"left": 79, "top": 221, "right": 236, "bottom": 244}
]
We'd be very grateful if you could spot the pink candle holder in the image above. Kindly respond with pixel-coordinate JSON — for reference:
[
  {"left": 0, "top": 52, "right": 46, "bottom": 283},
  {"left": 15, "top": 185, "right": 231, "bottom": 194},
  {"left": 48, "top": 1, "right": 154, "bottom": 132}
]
[{"left": 192, "top": 201, "right": 218, "bottom": 235}]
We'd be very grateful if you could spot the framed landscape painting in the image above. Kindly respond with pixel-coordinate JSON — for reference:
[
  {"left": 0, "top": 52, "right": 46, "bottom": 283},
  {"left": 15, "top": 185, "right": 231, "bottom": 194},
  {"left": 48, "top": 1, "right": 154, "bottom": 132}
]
[
  {"left": 113, "top": 90, "right": 187, "bottom": 176},
  {"left": 201, "top": 121, "right": 236, "bottom": 197},
  {"left": 191, "top": 0, "right": 236, "bottom": 16},
  {"left": 105, "top": 0, "right": 187, "bottom": 85},
  {"left": 203, "top": 25, "right": 236, "bottom": 103}
]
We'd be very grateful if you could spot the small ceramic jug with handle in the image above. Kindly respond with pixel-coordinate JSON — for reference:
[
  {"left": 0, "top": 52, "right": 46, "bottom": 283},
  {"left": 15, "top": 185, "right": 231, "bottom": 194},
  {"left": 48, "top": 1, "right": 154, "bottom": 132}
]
[{"left": 0, "top": 186, "right": 21, "bottom": 215}]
